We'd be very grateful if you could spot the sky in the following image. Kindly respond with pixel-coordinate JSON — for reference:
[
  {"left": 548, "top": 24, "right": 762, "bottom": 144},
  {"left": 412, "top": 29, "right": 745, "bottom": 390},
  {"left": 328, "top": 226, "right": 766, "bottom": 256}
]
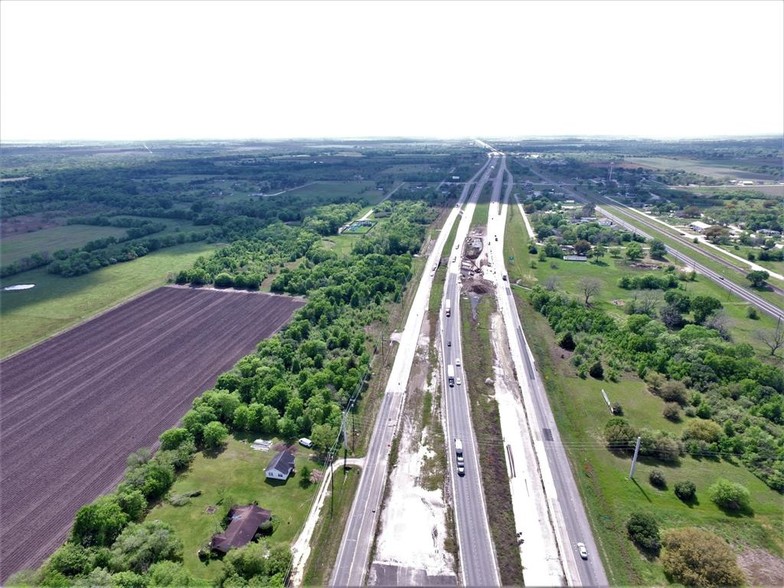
[{"left": 1, "top": 0, "right": 782, "bottom": 142}]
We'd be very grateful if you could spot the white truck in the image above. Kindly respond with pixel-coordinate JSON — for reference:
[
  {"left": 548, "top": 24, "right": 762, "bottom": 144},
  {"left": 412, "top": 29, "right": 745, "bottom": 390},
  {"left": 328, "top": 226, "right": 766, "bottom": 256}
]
[
  {"left": 455, "top": 438, "right": 465, "bottom": 476},
  {"left": 447, "top": 364, "right": 455, "bottom": 387},
  {"left": 445, "top": 299, "right": 451, "bottom": 317}
]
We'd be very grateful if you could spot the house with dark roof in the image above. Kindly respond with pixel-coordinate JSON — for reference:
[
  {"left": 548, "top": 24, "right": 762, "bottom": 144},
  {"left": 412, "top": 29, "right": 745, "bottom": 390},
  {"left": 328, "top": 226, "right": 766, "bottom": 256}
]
[
  {"left": 265, "top": 450, "right": 295, "bottom": 481},
  {"left": 210, "top": 504, "right": 272, "bottom": 554}
]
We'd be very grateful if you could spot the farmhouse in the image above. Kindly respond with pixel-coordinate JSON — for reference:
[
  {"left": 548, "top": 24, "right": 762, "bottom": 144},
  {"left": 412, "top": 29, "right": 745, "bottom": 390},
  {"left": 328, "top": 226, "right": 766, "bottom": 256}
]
[
  {"left": 265, "top": 450, "right": 295, "bottom": 481},
  {"left": 689, "top": 221, "right": 712, "bottom": 233},
  {"left": 210, "top": 504, "right": 272, "bottom": 554}
]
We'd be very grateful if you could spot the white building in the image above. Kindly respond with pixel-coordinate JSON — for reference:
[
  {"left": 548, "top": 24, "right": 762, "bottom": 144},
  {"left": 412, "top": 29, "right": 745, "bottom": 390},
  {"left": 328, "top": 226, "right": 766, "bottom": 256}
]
[{"left": 689, "top": 221, "right": 712, "bottom": 233}]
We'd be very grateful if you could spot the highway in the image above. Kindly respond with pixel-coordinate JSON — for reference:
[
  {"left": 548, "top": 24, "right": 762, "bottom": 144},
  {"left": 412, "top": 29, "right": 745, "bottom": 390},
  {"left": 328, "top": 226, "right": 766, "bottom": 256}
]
[
  {"left": 330, "top": 156, "right": 494, "bottom": 587},
  {"left": 487, "top": 153, "right": 609, "bottom": 586},
  {"left": 529, "top": 167, "right": 784, "bottom": 322},
  {"left": 440, "top": 156, "right": 502, "bottom": 587}
]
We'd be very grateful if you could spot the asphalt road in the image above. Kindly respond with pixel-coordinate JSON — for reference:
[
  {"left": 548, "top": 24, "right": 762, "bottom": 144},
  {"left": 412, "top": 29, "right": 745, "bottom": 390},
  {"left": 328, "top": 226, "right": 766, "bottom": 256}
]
[
  {"left": 530, "top": 167, "right": 784, "bottom": 322},
  {"left": 488, "top": 154, "right": 609, "bottom": 586},
  {"left": 330, "top": 157, "right": 494, "bottom": 587},
  {"left": 441, "top": 156, "right": 502, "bottom": 586}
]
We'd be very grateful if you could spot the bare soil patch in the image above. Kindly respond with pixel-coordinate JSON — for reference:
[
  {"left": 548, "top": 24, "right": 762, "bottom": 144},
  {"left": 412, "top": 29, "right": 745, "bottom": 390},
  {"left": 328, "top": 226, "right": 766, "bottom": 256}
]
[
  {"left": 0, "top": 286, "right": 303, "bottom": 581},
  {"left": 737, "top": 548, "right": 784, "bottom": 587},
  {"left": 371, "top": 311, "right": 455, "bottom": 583}
]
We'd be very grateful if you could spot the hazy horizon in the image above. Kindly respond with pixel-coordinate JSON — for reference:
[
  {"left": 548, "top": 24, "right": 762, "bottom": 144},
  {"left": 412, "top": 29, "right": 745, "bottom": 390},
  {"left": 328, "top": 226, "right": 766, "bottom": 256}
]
[{"left": 2, "top": 1, "right": 782, "bottom": 143}]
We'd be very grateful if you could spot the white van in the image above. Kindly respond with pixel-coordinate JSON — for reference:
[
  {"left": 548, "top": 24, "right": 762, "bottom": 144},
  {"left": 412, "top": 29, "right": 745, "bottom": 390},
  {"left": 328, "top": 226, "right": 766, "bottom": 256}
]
[{"left": 298, "top": 437, "right": 313, "bottom": 448}]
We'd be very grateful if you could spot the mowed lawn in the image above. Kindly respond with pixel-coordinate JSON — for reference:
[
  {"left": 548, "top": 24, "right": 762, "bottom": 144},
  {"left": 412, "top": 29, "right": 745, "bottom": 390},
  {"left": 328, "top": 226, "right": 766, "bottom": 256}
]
[
  {"left": 503, "top": 206, "right": 784, "bottom": 584},
  {"left": 0, "top": 224, "right": 128, "bottom": 266},
  {"left": 0, "top": 242, "right": 218, "bottom": 357},
  {"left": 147, "top": 437, "right": 321, "bottom": 582}
]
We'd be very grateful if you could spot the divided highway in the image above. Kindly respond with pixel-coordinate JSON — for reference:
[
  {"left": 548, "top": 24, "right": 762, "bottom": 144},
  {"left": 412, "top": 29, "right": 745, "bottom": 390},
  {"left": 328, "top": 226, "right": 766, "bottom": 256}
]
[
  {"left": 488, "top": 155, "right": 609, "bottom": 587},
  {"left": 529, "top": 167, "right": 784, "bottom": 322},
  {"left": 330, "top": 157, "right": 495, "bottom": 586},
  {"left": 440, "top": 157, "right": 501, "bottom": 586}
]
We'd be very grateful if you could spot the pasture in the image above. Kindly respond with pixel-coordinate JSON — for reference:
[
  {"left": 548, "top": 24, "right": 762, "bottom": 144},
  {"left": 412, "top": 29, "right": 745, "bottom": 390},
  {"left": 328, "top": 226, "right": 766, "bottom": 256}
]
[
  {"left": 0, "top": 242, "right": 218, "bottom": 358},
  {"left": 0, "top": 287, "right": 304, "bottom": 579},
  {"left": 624, "top": 157, "right": 776, "bottom": 181},
  {"left": 0, "top": 224, "right": 128, "bottom": 266},
  {"left": 213, "top": 180, "right": 382, "bottom": 206}
]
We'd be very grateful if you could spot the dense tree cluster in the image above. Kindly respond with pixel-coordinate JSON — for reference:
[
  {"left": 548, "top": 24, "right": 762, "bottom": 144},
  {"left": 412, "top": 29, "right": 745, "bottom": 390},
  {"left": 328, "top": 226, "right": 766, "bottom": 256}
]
[
  {"left": 176, "top": 223, "right": 320, "bottom": 288},
  {"left": 48, "top": 231, "right": 209, "bottom": 277},
  {"left": 220, "top": 542, "right": 291, "bottom": 587},
  {"left": 531, "top": 284, "right": 784, "bottom": 490},
  {"left": 14, "top": 192, "right": 441, "bottom": 587},
  {"left": 617, "top": 272, "right": 680, "bottom": 291}
]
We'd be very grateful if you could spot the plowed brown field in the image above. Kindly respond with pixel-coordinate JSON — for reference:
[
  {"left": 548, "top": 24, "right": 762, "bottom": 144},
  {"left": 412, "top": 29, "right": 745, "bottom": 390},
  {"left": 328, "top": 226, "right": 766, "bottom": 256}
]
[{"left": 0, "top": 286, "right": 304, "bottom": 581}]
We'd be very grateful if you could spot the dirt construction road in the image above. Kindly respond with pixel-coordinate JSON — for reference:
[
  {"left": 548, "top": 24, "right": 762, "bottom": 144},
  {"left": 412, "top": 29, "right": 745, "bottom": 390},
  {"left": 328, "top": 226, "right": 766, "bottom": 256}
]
[{"left": 0, "top": 286, "right": 303, "bottom": 581}]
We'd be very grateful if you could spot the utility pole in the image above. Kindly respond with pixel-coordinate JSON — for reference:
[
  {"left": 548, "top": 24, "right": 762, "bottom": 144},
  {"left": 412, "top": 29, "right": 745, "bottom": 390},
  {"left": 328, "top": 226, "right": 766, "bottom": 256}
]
[
  {"left": 329, "top": 452, "right": 334, "bottom": 515},
  {"left": 629, "top": 436, "right": 642, "bottom": 479}
]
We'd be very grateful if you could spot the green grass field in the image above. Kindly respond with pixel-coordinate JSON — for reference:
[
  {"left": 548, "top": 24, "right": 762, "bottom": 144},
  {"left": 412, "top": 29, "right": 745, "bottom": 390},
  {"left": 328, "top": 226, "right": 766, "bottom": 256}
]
[
  {"left": 624, "top": 157, "right": 775, "bottom": 181},
  {"left": 146, "top": 437, "right": 321, "bottom": 582},
  {"left": 279, "top": 181, "right": 381, "bottom": 203},
  {"left": 604, "top": 204, "right": 784, "bottom": 309},
  {"left": 111, "top": 216, "right": 211, "bottom": 238},
  {"left": 519, "top": 302, "right": 784, "bottom": 585},
  {"left": 504, "top": 206, "right": 784, "bottom": 585},
  {"left": 689, "top": 184, "right": 784, "bottom": 198},
  {"left": 0, "top": 242, "right": 218, "bottom": 357},
  {"left": 712, "top": 242, "right": 784, "bottom": 278},
  {"left": 1, "top": 225, "right": 129, "bottom": 266},
  {"left": 302, "top": 465, "right": 361, "bottom": 585}
]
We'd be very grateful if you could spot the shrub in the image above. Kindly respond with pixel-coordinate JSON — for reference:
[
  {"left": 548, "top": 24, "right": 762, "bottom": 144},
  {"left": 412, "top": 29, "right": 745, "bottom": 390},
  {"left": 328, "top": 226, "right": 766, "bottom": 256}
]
[
  {"left": 674, "top": 480, "right": 696, "bottom": 502},
  {"left": 559, "top": 331, "right": 576, "bottom": 351},
  {"left": 638, "top": 427, "right": 683, "bottom": 463},
  {"left": 682, "top": 419, "right": 723, "bottom": 444},
  {"left": 147, "top": 561, "right": 201, "bottom": 586},
  {"left": 658, "top": 380, "right": 688, "bottom": 405},
  {"left": 213, "top": 273, "right": 234, "bottom": 288},
  {"left": 661, "top": 528, "right": 745, "bottom": 587},
  {"left": 604, "top": 417, "right": 637, "bottom": 452},
  {"left": 649, "top": 469, "right": 667, "bottom": 489},
  {"left": 662, "top": 402, "right": 681, "bottom": 422},
  {"left": 45, "top": 543, "right": 92, "bottom": 577},
  {"left": 611, "top": 402, "right": 623, "bottom": 416},
  {"left": 589, "top": 360, "right": 604, "bottom": 379},
  {"left": 299, "top": 465, "right": 312, "bottom": 489},
  {"left": 110, "top": 571, "right": 148, "bottom": 588},
  {"left": 202, "top": 421, "right": 229, "bottom": 451},
  {"left": 159, "top": 428, "right": 194, "bottom": 451},
  {"left": 746, "top": 306, "right": 759, "bottom": 320},
  {"left": 709, "top": 479, "right": 751, "bottom": 512},
  {"left": 110, "top": 520, "right": 183, "bottom": 574},
  {"left": 626, "top": 512, "right": 661, "bottom": 554},
  {"left": 115, "top": 489, "right": 147, "bottom": 522},
  {"left": 124, "top": 460, "right": 176, "bottom": 501},
  {"left": 72, "top": 496, "right": 129, "bottom": 548}
]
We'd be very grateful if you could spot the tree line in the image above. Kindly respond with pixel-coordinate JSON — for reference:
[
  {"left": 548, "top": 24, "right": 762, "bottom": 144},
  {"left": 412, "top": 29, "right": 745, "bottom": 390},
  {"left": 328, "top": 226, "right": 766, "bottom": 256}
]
[
  {"left": 11, "top": 193, "right": 441, "bottom": 587},
  {"left": 531, "top": 284, "right": 784, "bottom": 491}
]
